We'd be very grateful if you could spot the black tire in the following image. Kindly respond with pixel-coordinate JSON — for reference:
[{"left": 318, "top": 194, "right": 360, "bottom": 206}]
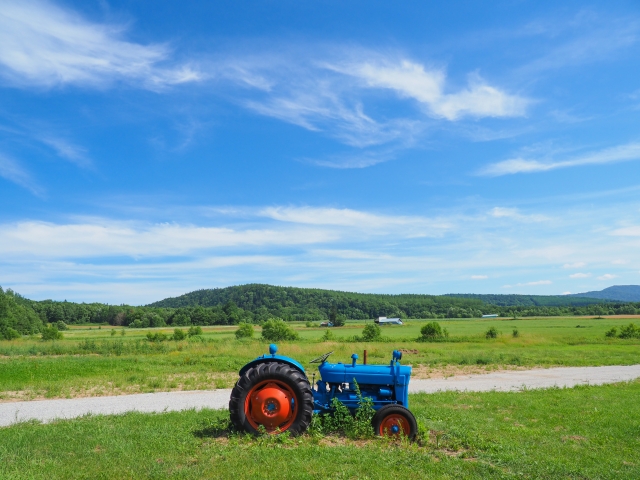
[
  {"left": 372, "top": 404, "right": 418, "bottom": 440},
  {"left": 229, "top": 362, "right": 314, "bottom": 435}
]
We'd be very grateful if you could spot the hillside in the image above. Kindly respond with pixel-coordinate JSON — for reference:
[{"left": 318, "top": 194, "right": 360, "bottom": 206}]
[
  {"left": 147, "top": 283, "right": 488, "bottom": 320},
  {"left": 444, "top": 293, "right": 609, "bottom": 307},
  {"left": 570, "top": 285, "right": 640, "bottom": 302}
]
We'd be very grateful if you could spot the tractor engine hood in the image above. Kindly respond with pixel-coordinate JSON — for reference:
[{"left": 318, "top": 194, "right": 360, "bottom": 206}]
[{"left": 318, "top": 362, "right": 411, "bottom": 387}]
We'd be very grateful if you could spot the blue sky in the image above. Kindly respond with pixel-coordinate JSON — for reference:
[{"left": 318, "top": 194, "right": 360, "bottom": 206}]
[{"left": 1, "top": 0, "right": 640, "bottom": 304}]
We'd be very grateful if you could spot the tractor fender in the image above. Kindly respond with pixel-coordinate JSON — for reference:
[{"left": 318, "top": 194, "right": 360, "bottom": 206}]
[{"left": 238, "top": 354, "right": 306, "bottom": 377}]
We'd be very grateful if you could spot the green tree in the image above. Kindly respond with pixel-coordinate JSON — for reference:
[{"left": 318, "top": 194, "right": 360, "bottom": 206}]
[
  {"left": 235, "top": 323, "right": 254, "bottom": 339},
  {"left": 173, "top": 328, "right": 186, "bottom": 340},
  {"left": 188, "top": 325, "right": 203, "bottom": 337},
  {"left": 361, "top": 323, "right": 381, "bottom": 341},
  {"left": 41, "top": 325, "right": 63, "bottom": 341},
  {"left": 261, "top": 318, "right": 298, "bottom": 341},
  {"left": 420, "top": 321, "right": 443, "bottom": 340}
]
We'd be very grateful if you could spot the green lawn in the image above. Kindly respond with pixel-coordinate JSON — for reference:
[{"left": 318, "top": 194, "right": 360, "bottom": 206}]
[
  {"left": 1, "top": 380, "right": 638, "bottom": 479},
  {"left": 1, "top": 316, "right": 639, "bottom": 400}
]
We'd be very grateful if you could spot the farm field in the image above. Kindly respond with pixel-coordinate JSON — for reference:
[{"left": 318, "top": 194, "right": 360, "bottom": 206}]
[
  {"left": 0, "top": 380, "right": 638, "bottom": 479},
  {"left": 1, "top": 317, "right": 639, "bottom": 401}
]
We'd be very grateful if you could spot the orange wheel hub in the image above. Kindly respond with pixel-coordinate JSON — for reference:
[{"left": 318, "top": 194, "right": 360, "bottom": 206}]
[
  {"left": 245, "top": 380, "right": 297, "bottom": 433},
  {"left": 379, "top": 414, "right": 408, "bottom": 437}
]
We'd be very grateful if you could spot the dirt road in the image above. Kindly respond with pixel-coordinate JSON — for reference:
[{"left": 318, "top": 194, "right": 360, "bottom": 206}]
[{"left": 2, "top": 364, "right": 639, "bottom": 427}]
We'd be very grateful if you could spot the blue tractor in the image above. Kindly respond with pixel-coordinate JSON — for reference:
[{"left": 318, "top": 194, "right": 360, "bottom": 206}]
[{"left": 229, "top": 344, "right": 417, "bottom": 439}]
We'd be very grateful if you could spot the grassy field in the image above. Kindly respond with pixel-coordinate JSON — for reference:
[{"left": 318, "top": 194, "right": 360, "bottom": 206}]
[
  {"left": 1, "top": 316, "right": 639, "bottom": 401},
  {"left": 1, "top": 380, "right": 638, "bottom": 479}
]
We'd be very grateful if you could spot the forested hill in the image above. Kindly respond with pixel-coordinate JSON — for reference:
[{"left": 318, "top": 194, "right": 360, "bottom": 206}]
[
  {"left": 3, "top": 283, "right": 640, "bottom": 339},
  {"left": 147, "top": 284, "right": 487, "bottom": 320},
  {"left": 569, "top": 285, "right": 640, "bottom": 302},
  {"left": 443, "top": 293, "right": 609, "bottom": 307}
]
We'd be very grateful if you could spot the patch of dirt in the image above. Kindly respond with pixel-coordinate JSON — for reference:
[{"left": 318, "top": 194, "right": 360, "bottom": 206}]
[
  {"left": 410, "top": 364, "right": 532, "bottom": 379},
  {"left": 562, "top": 435, "right": 587, "bottom": 442}
]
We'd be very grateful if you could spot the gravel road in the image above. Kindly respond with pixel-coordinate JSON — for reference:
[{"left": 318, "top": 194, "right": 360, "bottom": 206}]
[{"left": 2, "top": 364, "right": 639, "bottom": 428}]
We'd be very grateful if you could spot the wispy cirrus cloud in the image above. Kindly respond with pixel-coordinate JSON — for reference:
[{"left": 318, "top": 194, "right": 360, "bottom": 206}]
[
  {"left": 0, "top": 0, "right": 201, "bottom": 89},
  {"left": 226, "top": 50, "right": 529, "bottom": 154},
  {"left": 333, "top": 60, "right": 529, "bottom": 120},
  {"left": 489, "top": 207, "right": 547, "bottom": 222},
  {"left": 479, "top": 142, "right": 640, "bottom": 176},
  {"left": 519, "top": 12, "right": 640, "bottom": 73},
  {"left": 39, "top": 136, "right": 92, "bottom": 168},
  {"left": 259, "top": 206, "right": 452, "bottom": 233},
  {"left": 0, "top": 153, "right": 44, "bottom": 196}
]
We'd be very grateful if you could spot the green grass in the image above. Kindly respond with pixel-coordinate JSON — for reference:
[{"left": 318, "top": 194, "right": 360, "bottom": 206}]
[
  {"left": 1, "top": 317, "right": 639, "bottom": 400},
  {"left": 1, "top": 381, "right": 639, "bottom": 479}
]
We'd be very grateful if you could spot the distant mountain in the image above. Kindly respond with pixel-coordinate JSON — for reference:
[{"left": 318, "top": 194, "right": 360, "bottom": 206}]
[
  {"left": 443, "top": 293, "right": 608, "bottom": 307},
  {"left": 569, "top": 285, "right": 640, "bottom": 302}
]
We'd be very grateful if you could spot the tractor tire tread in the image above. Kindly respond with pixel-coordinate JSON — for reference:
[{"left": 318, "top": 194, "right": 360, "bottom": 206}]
[{"left": 229, "top": 362, "right": 313, "bottom": 435}]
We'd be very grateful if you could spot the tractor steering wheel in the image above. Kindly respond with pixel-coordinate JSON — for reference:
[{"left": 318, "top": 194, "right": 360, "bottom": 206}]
[{"left": 309, "top": 351, "right": 334, "bottom": 364}]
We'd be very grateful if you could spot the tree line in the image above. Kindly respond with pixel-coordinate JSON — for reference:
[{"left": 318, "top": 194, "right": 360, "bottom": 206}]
[{"left": 2, "top": 284, "right": 640, "bottom": 339}]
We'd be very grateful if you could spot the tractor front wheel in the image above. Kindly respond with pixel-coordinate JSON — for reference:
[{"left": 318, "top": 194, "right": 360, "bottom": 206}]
[
  {"left": 229, "top": 362, "right": 314, "bottom": 435},
  {"left": 372, "top": 404, "right": 417, "bottom": 440}
]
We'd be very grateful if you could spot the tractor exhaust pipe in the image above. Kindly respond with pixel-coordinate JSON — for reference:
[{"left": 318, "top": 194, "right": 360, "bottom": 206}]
[{"left": 363, "top": 349, "right": 367, "bottom": 365}]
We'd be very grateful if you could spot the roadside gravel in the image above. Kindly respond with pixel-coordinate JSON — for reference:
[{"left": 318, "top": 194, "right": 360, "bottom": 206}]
[{"left": 2, "top": 364, "right": 639, "bottom": 427}]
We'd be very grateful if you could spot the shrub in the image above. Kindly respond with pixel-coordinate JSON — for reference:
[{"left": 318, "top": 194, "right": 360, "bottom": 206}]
[
  {"left": 261, "top": 318, "right": 298, "bottom": 341},
  {"left": 146, "top": 332, "right": 168, "bottom": 342},
  {"left": 605, "top": 327, "right": 617, "bottom": 338},
  {"left": 56, "top": 321, "right": 68, "bottom": 331},
  {"left": 2, "top": 327, "right": 21, "bottom": 340},
  {"left": 332, "top": 315, "right": 346, "bottom": 327},
  {"left": 41, "top": 325, "right": 63, "bottom": 341},
  {"left": 129, "top": 319, "right": 144, "bottom": 328},
  {"left": 618, "top": 323, "right": 640, "bottom": 339},
  {"left": 188, "top": 325, "right": 203, "bottom": 337},
  {"left": 321, "top": 329, "right": 335, "bottom": 341},
  {"left": 111, "top": 329, "right": 116, "bottom": 336},
  {"left": 305, "top": 321, "right": 313, "bottom": 328},
  {"left": 512, "top": 328, "right": 519, "bottom": 338},
  {"left": 235, "top": 323, "right": 254, "bottom": 339},
  {"left": 173, "top": 328, "right": 186, "bottom": 341},
  {"left": 420, "top": 321, "right": 443, "bottom": 340},
  {"left": 485, "top": 326, "right": 498, "bottom": 339},
  {"left": 361, "top": 323, "right": 381, "bottom": 341}
]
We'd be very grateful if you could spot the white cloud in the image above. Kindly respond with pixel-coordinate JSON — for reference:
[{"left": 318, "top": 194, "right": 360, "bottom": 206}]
[
  {"left": 562, "top": 291, "right": 572, "bottom": 295},
  {"left": 479, "top": 143, "right": 640, "bottom": 176},
  {"left": 563, "top": 262, "right": 586, "bottom": 269},
  {"left": 611, "top": 226, "right": 640, "bottom": 236},
  {"left": 0, "top": 0, "right": 201, "bottom": 89},
  {"left": 471, "top": 275, "right": 488, "bottom": 279},
  {"left": 333, "top": 60, "right": 528, "bottom": 121},
  {"left": 0, "top": 153, "right": 43, "bottom": 196},
  {"left": 504, "top": 280, "right": 552, "bottom": 288},
  {"left": 489, "top": 207, "right": 547, "bottom": 222},
  {"left": 0, "top": 220, "right": 338, "bottom": 258},
  {"left": 259, "top": 206, "right": 451, "bottom": 232},
  {"left": 569, "top": 272, "right": 591, "bottom": 278},
  {"left": 597, "top": 274, "right": 617, "bottom": 280},
  {"left": 39, "top": 136, "right": 91, "bottom": 168},
  {"left": 302, "top": 150, "right": 396, "bottom": 169}
]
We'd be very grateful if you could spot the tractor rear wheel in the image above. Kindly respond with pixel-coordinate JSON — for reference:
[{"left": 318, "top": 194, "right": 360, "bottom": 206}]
[
  {"left": 372, "top": 404, "right": 417, "bottom": 440},
  {"left": 229, "top": 362, "right": 314, "bottom": 435}
]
